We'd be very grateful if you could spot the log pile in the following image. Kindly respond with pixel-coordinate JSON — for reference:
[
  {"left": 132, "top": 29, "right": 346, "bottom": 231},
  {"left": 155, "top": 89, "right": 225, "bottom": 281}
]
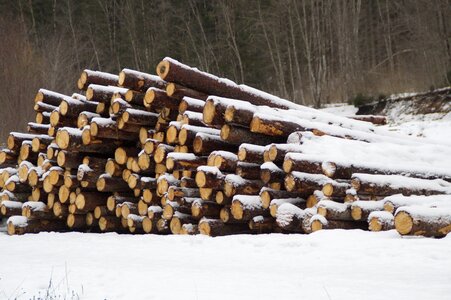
[{"left": 2, "top": 57, "right": 451, "bottom": 238}]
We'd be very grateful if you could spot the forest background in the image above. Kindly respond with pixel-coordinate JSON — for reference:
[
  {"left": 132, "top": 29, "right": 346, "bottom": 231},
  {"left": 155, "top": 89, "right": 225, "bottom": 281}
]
[{"left": 0, "top": 0, "right": 449, "bottom": 139}]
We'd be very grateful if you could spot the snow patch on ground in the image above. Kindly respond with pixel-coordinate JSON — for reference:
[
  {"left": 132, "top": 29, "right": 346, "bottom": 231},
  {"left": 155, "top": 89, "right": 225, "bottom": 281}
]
[{"left": 1, "top": 230, "right": 450, "bottom": 300}]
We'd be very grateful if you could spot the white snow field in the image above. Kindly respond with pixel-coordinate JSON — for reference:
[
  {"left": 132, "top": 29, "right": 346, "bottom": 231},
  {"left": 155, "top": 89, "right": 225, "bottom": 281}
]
[
  {"left": 0, "top": 231, "right": 451, "bottom": 300},
  {"left": 1, "top": 103, "right": 450, "bottom": 300}
]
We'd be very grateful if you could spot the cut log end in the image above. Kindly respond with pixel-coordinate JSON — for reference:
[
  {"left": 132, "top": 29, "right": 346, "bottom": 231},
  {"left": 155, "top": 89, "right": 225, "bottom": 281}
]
[
  {"left": 322, "top": 183, "right": 334, "bottom": 197},
  {"left": 142, "top": 217, "right": 152, "bottom": 233},
  {"left": 156, "top": 60, "right": 170, "bottom": 79},
  {"left": 260, "top": 191, "right": 271, "bottom": 209},
  {"left": 198, "top": 221, "right": 211, "bottom": 236},
  {"left": 268, "top": 145, "right": 278, "bottom": 161},
  {"left": 115, "top": 148, "right": 128, "bottom": 165},
  {"left": 85, "top": 87, "right": 94, "bottom": 101},
  {"left": 394, "top": 211, "right": 413, "bottom": 235},
  {"left": 311, "top": 219, "right": 323, "bottom": 232},
  {"left": 237, "top": 148, "right": 248, "bottom": 161},
  {"left": 317, "top": 207, "right": 327, "bottom": 217},
  {"left": 192, "top": 136, "right": 203, "bottom": 154},
  {"left": 369, "top": 217, "right": 383, "bottom": 232},
  {"left": 230, "top": 201, "right": 243, "bottom": 220},
  {"left": 166, "top": 83, "right": 176, "bottom": 97},
  {"left": 224, "top": 106, "right": 235, "bottom": 122},
  {"left": 351, "top": 206, "right": 362, "bottom": 220},
  {"left": 118, "top": 71, "right": 126, "bottom": 86},
  {"left": 220, "top": 124, "right": 231, "bottom": 140},
  {"left": 166, "top": 126, "right": 178, "bottom": 144},
  {"left": 284, "top": 174, "right": 295, "bottom": 192},
  {"left": 56, "top": 130, "right": 70, "bottom": 149},
  {"left": 7, "top": 221, "right": 18, "bottom": 235},
  {"left": 96, "top": 177, "right": 106, "bottom": 192},
  {"left": 195, "top": 171, "right": 207, "bottom": 188},
  {"left": 384, "top": 202, "right": 395, "bottom": 213},
  {"left": 170, "top": 217, "right": 182, "bottom": 234},
  {"left": 202, "top": 100, "right": 216, "bottom": 124}
]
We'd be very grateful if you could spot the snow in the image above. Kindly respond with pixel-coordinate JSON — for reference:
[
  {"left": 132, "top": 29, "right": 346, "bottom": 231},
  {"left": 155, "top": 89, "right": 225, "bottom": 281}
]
[
  {"left": 260, "top": 162, "right": 281, "bottom": 171},
  {"left": 368, "top": 211, "right": 394, "bottom": 223},
  {"left": 275, "top": 203, "right": 304, "bottom": 226},
  {"left": 210, "top": 150, "right": 237, "bottom": 160},
  {"left": 121, "top": 68, "right": 162, "bottom": 82},
  {"left": 197, "top": 166, "right": 222, "bottom": 175},
  {"left": 384, "top": 194, "right": 451, "bottom": 208},
  {"left": 22, "top": 201, "right": 47, "bottom": 211},
  {"left": 167, "top": 152, "right": 197, "bottom": 160},
  {"left": 232, "top": 195, "right": 261, "bottom": 209},
  {"left": 396, "top": 205, "right": 451, "bottom": 222},
  {"left": 352, "top": 173, "right": 451, "bottom": 193},
  {"left": 181, "top": 124, "right": 220, "bottom": 136}
]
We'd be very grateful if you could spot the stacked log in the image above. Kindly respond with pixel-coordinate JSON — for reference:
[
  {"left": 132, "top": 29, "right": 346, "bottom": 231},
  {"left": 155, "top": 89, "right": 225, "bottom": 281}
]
[{"left": 2, "top": 57, "right": 450, "bottom": 238}]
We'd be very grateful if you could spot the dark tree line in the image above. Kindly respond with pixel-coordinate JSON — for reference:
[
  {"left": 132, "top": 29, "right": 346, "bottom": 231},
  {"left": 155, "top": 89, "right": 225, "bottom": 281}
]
[{"left": 0, "top": 0, "right": 450, "bottom": 138}]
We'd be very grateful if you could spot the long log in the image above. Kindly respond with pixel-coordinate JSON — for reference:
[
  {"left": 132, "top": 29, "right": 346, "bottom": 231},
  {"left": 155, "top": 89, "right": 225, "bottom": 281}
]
[
  {"left": 156, "top": 58, "right": 294, "bottom": 109},
  {"left": 86, "top": 84, "right": 128, "bottom": 103},
  {"left": 179, "top": 97, "right": 205, "bottom": 114},
  {"left": 7, "top": 216, "right": 66, "bottom": 235},
  {"left": 119, "top": 68, "right": 166, "bottom": 92},
  {"left": 231, "top": 195, "right": 268, "bottom": 221},
  {"left": 193, "top": 133, "right": 237, "bottom": 155},
  {"left": 368, "top": 211, "right": 394, "bottom": 232},
  {"left": 220, "top": 124, "right": 279, "bottom": 146},
  {"left": 78, "top": 69, "right": 119, "bottom": 90},
  {"left": 317, "top": 200, "right": 352, "bottom": 221},
  {"left": 351, "top": 173, "right": 451, "bottom": 197},
  {"left": 195, "top": 166, "right": 225, "bottom": 188},
  {"left": 178, "top": 124, "right": 220, "bottom": 146},
  {"left": 237, "top": 144, "right": 266, "bottom": 164},
  {"left": 395, "top": 206, "right": 451, "bottom": 237},
  {"left": 198, "top": 218, "right": 251, "bottom": 236}
]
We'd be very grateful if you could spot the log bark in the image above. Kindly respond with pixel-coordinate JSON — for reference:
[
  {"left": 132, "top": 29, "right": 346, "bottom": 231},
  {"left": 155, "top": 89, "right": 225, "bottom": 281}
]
[
  {"left": 144, "top": 87, "right": 180, "bottom": 110},
  {"left": 220, "top": 124, "right": 280, "bottom": 146},
  {"left": 368, "top": 211, "right": 394, "bottom": 232},
  {"left": 86, "top": 84, "right": 128, "bottom": 103},
  {"left": 166, "top": 83, "right": 208, "bottom": 101},
  {"left": 179, "top": 97, "right": 205, "bottom": 114},
  {"left": 260, "top": 187, "right": 304, "bottom": 209},
  {"left": 97, "top": 174, "right": 130, "bottom": 192},
  {"left": 166, "top": 153, "right": 207, "bottom": 171},
  {"left": 285, "top": 171, "right": 334, "bottom": 193},
  {"left": 198, "top": 218, "right": 251, "bottom": 236},
  {"left": 317, "top": 200, "right": 353, "bottom": 221},
  {"left": 224, "top": 174, "right": 264, "bottom": 197},
  {"left": 195, "top": 166, "right": 225, "bottom": 188},
  {"left": 237, "top": 144, "right": 266, "bottom": 164},
  {"left": 236, "top": 162, "right": 261, "bottom": 180},
  {"left": 351, "top": 174, "right": 449, "bottom": 197},
  {"left": 395, "top": 207, "right": 451, "bottom": 237},
  {"left": 191, "top": 199, "right": 222, "bottom": 219},
  {"left": 59, "top": 97, "right": 98, "bottom": 117},
  {"left": 78, "top": 69, "right": 119, "bottom": 90},
  {"left": 193, "top": 133, "right": 237, "bottom": 155},
  {"left": 119, "top": 68, "right": 166, "bottom": 92},
  {"left": 178, "top": 125, "right": 220, "bottom": 146},
  {"left": 156, "top": 58, "right": 293, "bottom": 109},
  {"left": 231, "top": 195, "right": 268, "bottom": 221}
]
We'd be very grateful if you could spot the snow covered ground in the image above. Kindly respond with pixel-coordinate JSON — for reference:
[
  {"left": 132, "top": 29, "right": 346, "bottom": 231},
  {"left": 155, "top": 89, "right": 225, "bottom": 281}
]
[
  {"left": 1, "top": 103, "right": 450, "bottom": 300},
  {"left": 1, "top": 231, "right": 451, "bottom": 300}
]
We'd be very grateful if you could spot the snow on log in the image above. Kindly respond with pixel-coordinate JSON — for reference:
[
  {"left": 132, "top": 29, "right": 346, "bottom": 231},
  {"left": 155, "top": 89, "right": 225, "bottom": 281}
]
[
  {"left": 351, "top": 173, "right": 451, "bottom": 196},
  {"left": 368, "top": 211, "right": 394, "bottom": 232},
  {"left": 119, "top": 68, "right": 166, "bottom": 92},
  {"left": 383, "top": 194, "right": 451, "bottom": 214},
  {"left": 78, "top": 69, "right": 118, "bottom": 90},
  {"left": 395, "top": 206, "right": 451, "bottom": 237}
]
